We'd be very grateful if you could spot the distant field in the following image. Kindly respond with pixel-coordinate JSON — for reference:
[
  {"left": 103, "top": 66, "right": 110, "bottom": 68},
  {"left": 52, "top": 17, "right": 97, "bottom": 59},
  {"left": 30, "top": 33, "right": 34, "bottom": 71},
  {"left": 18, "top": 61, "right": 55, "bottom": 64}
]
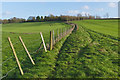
[
  {"left": 71, "top": 20, "right": 118, "bottom": 37},
  {"left": 2, "top": 22, "right": 67, "bottom": 33},
  {"left": 2, "top": 21, "right": 70, "bottom": 46}
]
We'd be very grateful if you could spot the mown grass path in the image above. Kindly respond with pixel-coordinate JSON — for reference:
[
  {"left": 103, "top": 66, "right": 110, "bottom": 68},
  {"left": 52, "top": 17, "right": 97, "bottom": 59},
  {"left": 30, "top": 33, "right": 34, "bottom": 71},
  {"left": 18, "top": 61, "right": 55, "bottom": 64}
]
[{"left": 52, "top": 23, "right": 118, "bottom": 78}]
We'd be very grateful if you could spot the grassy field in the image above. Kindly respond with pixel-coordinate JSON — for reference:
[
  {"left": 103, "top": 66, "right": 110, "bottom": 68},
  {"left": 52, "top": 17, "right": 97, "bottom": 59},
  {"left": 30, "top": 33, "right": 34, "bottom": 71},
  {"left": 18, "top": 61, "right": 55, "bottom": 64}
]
[
  {"left": 0, "top": 24, "right": 1, "bottom": 78},
  {"left": 2, "top": 21, "right": 71, "bottom": 78},
  {"left": 1, "top": 20, "right": 119, "bottom": 78},
  {"left": 52, "top": 20, "right": 118, "bottom": 78},
  {"left": 3, "top": 22, "right": 67, "bottom": 33},
  {"left": 71, "top": 20, "right": 118, "bottom": 37}
]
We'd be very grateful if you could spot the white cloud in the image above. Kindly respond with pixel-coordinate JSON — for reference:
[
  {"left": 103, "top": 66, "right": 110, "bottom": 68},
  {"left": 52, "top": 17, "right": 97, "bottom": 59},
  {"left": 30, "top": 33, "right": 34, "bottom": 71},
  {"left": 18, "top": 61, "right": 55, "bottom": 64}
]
[
  {"left": 108, "top": 2, "right": 117, "bottom": 8},
  {"left": 2, "top": 11, "right": 12, "bottom": 16},
  {"left": 67, "top": 10, "right": 79, "bottom": 14},
  {"left": 83, "top": 5, "right": 89, "bottom": 10}
]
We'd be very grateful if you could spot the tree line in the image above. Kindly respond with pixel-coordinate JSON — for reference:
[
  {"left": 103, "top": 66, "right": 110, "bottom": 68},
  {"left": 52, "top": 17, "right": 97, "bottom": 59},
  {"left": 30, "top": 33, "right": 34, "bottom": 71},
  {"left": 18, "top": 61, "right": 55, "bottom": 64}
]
[{"left": 0, "top": 14, "right": 101, "bottom": 24}]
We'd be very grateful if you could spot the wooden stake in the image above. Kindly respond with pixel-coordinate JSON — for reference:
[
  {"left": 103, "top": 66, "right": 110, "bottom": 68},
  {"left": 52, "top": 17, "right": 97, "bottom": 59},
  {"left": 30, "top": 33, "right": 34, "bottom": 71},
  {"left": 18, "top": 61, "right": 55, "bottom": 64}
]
[
  {"left": 19, "top": 36, "right": 35, "bottom": 65},
  {"left": 61, "top": 28, "right": 62, "bottom": 38},
  {"left": 53, "top": 30, "right": 55, "bottom": 45},
  {"left": 8, "top": 37, "right": 24, "bottom": 75},
  {"left": 40, "top": 32, "right": 47, "bottom": 52},
  {"left": 65, "top": 28, "right": 66, "bottom": 35},
  {"left": 67, "top": 27, "right": 69, "bottom": 34},
  {"left": 57, "top": 29, "right": 59, "bottom": 41},
  {"left": 50, "top": 31, "right": 53, "bottom": 50}
]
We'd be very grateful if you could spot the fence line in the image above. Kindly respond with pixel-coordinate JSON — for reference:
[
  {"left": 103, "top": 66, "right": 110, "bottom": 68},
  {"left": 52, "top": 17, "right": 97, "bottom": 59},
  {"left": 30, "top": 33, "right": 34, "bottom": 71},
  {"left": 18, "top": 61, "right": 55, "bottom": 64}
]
[
  {"left": 1, "top": 46, "right": 41, "bottom": 79},
  {"left": 2, "top": 38, "right": 41, "bottom": 64},
  {"left": 2, "top": 56, "right": 13, "bottom": 64},
  {"left": 2, "top": 41, "right": 20, "bottom": 50},
  {"left": 50, "top": 23, "right": 75, "bottom": 50},
  {"left": 2, "top": 23, "right": 76, "bottom": 78},
  {"left": 2, "top": 31, "right": 48, "bottom": 78},
  {"left": 1, "top": 40, "right": 42, "bottom": 79},
  {"left": 2, "top": 38, "right": 41, "bottom": 55},
  {"left": 1, "top": 66, "right": 17, "bottom": 79}
]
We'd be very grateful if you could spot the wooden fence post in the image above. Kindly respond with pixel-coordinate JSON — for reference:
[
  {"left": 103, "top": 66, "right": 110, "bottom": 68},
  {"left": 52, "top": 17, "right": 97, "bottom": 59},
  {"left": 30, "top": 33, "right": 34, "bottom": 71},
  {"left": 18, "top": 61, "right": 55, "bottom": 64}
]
[
  {"left": 71, "top": 26, "right": 72, "bottom": 32},
  {"left": 67, "top": 27, "right": 69, "bottom": 34},
  {"left": 65, "top": 28, "right": 66, "bottom": 35},
  {"left": 40, "top": 32, "right": 47, "bottom": 52},
  {"left": 57, "top": 29, "right": 59, "bottom": 41},
  {"left": 19, "top": 36, "right": 35, "bottom": 65},
  {"left": 61, "top": 28, "right": 62, "bottom": 39},
  {"left": 66, "top": 27, "right": 68, "bottom": 35},
  {"left": 62, "top": 28, "right": 64, "bottom": 38},
  {"left": 8, "top": 37, "right": 24, "bottom": 75},
  {"left": 50, "top": 31, "right": 53, "bottom": 50},
  {"left": 53, "top": 30, "right": 55, "bottom": 45},
  {"left": 69, "top": 27, "right": 71, "bottom": 33}
]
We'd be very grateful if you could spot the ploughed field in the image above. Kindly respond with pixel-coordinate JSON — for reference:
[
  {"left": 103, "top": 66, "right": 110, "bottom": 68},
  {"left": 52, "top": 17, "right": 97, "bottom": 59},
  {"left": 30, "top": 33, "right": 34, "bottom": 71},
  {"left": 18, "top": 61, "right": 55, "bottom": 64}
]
[{"left": 2, "top": 20, "right": 119, "bottom": 78}]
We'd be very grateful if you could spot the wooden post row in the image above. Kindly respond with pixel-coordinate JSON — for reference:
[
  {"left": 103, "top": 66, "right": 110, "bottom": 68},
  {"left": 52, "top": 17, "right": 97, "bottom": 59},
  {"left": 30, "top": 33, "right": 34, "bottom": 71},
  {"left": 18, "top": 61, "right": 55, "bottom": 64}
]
[
  {"left": 50, "top": 31, "right": 53, "bottom": 50},
  {"left": 40, "top": 32, "right": 47, "bottom": 52},
  {"left": 8, "top": 37, "right": 24, "bottom": 75},
  {"left": 19, "top": 36, "right": 35, "bottom": 65}
]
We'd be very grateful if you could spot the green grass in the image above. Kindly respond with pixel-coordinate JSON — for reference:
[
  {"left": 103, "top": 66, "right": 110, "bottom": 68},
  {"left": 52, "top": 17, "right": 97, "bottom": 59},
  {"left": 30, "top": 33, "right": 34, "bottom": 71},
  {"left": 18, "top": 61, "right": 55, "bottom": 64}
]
[
  {"left": 0, "top": 24, "right": 2, "bottom": 78},
  {"left": 2, "top": 20, "right": 119, "bottom": 78},
  {"left": 71, "top": 20, "right": 118, "bottom": 37},
  {"left": 52, "top": 20, "right": 119, "bottom": 78},
  {"left": 3, "top": 21, "right": 67, "bottom": 33},
  {"left": 2, "top": 21, "right": 71, "bottom": 78}
]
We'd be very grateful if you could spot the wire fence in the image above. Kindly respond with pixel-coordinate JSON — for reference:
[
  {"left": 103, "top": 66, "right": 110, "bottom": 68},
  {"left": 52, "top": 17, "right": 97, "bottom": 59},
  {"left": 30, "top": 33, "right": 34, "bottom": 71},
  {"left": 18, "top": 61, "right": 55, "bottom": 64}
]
[
  {"left": 1, "top": 23, "right": 76, "bottom": 79},
  {"left": 50, "top": 23, "right": 75, "bottom": 50},
  {"left": 1, "top": 45, "right": 40, "bottom": 79},
  {"left": 2, "top": 38, "right": 41, "bottom": 64},
  {"left": 1, "top": 37, "right": 42, "bottom": 79}
]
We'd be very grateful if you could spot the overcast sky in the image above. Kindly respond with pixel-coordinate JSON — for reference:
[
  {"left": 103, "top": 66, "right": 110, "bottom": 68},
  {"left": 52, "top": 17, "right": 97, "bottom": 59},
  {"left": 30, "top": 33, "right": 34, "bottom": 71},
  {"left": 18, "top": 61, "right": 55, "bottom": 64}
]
[{"left": 1, "top": 2, "right": 118, "bottom": 19}]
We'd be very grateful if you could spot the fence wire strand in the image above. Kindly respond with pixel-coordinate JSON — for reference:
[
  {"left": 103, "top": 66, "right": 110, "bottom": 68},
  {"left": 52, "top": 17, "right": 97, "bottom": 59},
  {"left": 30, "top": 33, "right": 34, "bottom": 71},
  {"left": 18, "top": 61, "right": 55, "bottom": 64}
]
[
  {"left": 1, "top": 25, "right": 75, "bottom": 79},
  {"left": 2, "top": 41, "right": 20, "bottom": 50},
  {"left": 2, "top": 38, "right": 41, "bottom": 64},
  {"left": 1, "top": 38, "right": 43, "bottom": 79},
  {"left": 1, "top": 47, "right": 40, "bottom": 79}
]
